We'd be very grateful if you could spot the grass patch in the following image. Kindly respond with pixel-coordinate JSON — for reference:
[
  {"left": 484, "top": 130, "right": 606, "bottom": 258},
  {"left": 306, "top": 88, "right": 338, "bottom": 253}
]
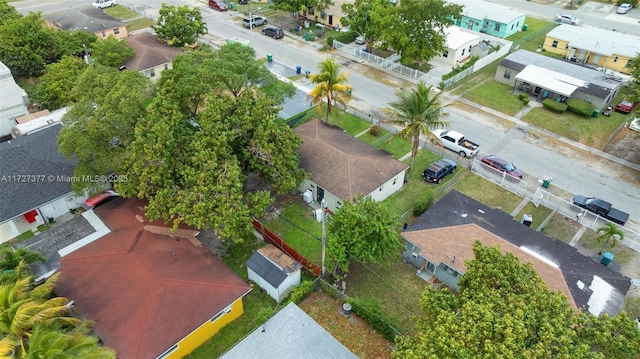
[
  {"left": 288, "top": 74, "right": 306, "bottom": 81},
  {"left": 462, "top": 80, "right": 525, "bottom": 116},
  {"left": 453, "top": 173, "right": 522, "bottom": 212},
  {"left": 513, "top": 201, "right": 553, "bottom": 230},
  {"left": 623, "top": 295, "right": 640, "bottom": 321},
  {"left": 577, "top": 228, "right": 635, "bottom": 266},
  {"left": 508, "top": 20, "right": 558, "bottom": 53},
  {"left": 126, "top": 18, "right": 156, "bottom": 32},
  {"left": 104, "top": 5, "right": 141, "bottom": 21},
  {"left": 540, "top": 213, "right": 581, "bottom": 243},
  {"left": 261, "top": 200, "right": 323, "bottom": 265}
]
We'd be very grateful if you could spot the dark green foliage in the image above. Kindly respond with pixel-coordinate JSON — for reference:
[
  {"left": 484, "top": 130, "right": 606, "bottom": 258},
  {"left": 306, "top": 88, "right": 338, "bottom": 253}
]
[
  {"left": 542, "top": 98, "right": 568, "bottom": 112},
  {"left": 346, "top": 297, "right": 398, "bottom": 341},
  {"left": 519, "top": 93, "right": 530, "bottom": 105},
  {"left": 567, "top": 98, "right": 596, "bottom": 117},
  {"left": 326, "top": 35, "right": 335, "bottom": 48},
  {"left": 413, "top": 193, "right": 434, "bottom": 216},
  {"left": 335, "top": 31, "right": 358, "bottom": 44},
  {"left": 285, "top": 279, "right": 316, "bottom": 304},
  {"left": 441, "top": 56, "right": 478, "bottom": 80}
]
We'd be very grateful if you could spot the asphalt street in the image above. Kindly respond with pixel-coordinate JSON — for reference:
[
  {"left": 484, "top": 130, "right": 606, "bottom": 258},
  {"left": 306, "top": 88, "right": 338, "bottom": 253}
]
[{"left": 12, "top": 0, "right": 640, "bottom": 224}]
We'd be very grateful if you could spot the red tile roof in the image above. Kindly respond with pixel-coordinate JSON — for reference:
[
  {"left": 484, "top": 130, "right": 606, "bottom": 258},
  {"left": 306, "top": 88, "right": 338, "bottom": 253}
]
[{"left": 55, "top": 198, "right": 251, "bottom": 359}]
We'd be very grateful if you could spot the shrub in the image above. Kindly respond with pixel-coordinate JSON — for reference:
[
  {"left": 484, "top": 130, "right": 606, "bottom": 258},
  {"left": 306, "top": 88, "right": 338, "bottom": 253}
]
[
  {"left": 442, "top": 56, "right": 479, "bottom": 80},
  {"left": 413, "top": 193, "right": 434, "bottom": 216},
  {"left": 335, "top": 31, "right": 358, "bottom": 44},
  {"left": 285, "top": 279, "right": 316, "bottom": 304},
  {"left": 346, "top": 297, "right": 398, "bottom": 342},
  {"left": 326, "top": 35, "right": 335, "bottom": 48},
  {"left": 542, "top": 98, "right": 568, "bottom": 112},
  {"left": 521, "top": 97, "right": 530, "bottom": 105},
  {"left": 518, "top": 93, "right": 528, "bottom": 101},
  {"left": 369, "top": 125, "right": 382, "bottom": 136},
  {"left": 567, "top": 98, "right": 596, "bottom": 117}
]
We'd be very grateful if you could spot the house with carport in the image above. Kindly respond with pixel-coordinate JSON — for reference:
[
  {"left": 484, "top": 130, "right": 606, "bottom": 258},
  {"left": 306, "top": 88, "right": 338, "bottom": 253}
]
[
  {"left": 495, "top": 50, "right": 623, "bottom": 110},
  {"left": 55, "top": 197, "right": 252, "bottom": 359},
  {"left": 122, "top": 31, "right": 183, "bottom": 82},
  {"left": 402, "top": 190, "right": 630, "bottom": 317},
  {"left": 245, "top": 244, "right": 301, "bottom": 303},
  {"left": 452, "top": 0, "right": 526, "bottom": 38},
  {"left": 294, "top": 119, "right": 408, "bottom": 213},
  {"left": 45, "top": 7, "right": 127, "bottom": 39},
  {"left": 542, "top": 24, "right": 640, "bottom": 75}
]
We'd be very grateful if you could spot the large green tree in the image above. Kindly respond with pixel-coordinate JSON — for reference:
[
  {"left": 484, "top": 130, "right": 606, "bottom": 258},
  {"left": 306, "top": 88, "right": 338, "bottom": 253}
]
[
  {"left": 393, "top": 242, "right": 640, "bottom": 358},
  {"left": 376, "top": 0, "right": 462, "bottom": 64},
  {"left": 35, "top": 56, "right": 88, "bottom": 110},
  {"left": 308, "top": 58, "right": 353, "bottom": 123},
  {"left": 24, "top": 323, "right": 116, "bottom": 359},
  {"left": 340, "top": 0, "right": 393, "bottom": 52},
  {"left": 154, "top": 4, "right": 207, "bottom": 47},
  {"left": 382, "top": 82, "right": 450, "bottom": 177},
  {"left": 0, "top": 0, "right": 20, "bottom": 23},
  {"left": 327, "top": 197, "right": 401, "bottom": 274},
  {"left": 627, "top": 54, "right": 640, "bottom": 116},
  {"left": 0, "top": 12, "right": 57, "bottom": 77},
  {"left": 91, "top": 35, "right": 135, "bottom": 68},
  {"left": 58, "top": 65, "right": 151, "bottom": 194}
]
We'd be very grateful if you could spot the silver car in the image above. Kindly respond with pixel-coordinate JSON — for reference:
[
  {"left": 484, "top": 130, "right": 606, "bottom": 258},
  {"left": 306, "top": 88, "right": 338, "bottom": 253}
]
[
  {"left": 616, "top": 4, "right": 632, "bottom": 14},
  {"left": 555, "top": 14, "right": 582, "bottom": 26}
]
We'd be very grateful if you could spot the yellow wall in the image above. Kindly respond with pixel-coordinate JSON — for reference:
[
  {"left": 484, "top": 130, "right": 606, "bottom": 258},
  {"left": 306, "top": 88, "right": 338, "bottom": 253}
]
[
  {"left": 543, "top": 35, "right": 632, "bottom": 74},
  {"left": 165, "top": 298, "right": 245, "bottom": 359}
]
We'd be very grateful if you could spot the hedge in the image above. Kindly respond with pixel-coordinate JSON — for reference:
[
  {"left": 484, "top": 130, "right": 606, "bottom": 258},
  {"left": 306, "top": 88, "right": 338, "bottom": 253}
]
[
  {"left": 567, "top": 98, "right": 596, "bottom": 117},
  {"left": 542, "top": 98, "right": 568, "bottom": 112}
]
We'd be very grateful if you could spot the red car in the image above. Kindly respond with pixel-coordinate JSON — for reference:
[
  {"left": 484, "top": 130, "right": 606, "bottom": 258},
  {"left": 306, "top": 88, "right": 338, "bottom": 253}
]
[
  {"left": 82, "top": 190, "right": 119, "bottom": 210},
  {"left": 615, "top": 99, "right": 637, "bottom": 114},
  {"left": 480, "top": 155, "right": 523, "bottom": 180},
  {"left": 208, "top": 0, "right": 228, "bottom": 11}
]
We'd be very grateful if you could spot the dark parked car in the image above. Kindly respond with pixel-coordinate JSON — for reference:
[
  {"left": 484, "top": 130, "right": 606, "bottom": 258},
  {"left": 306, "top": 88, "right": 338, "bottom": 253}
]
[
  {"left": 237, "top": 0, "right": 248, "bottom": 3},
  {"left": 422, "top": 159, "right": 456, "bottom": 184},
  {"left": 571, "top": 195, "right": 629, "bottom": 226},
  {"left": 480, "top": 155, "right": 523, "bottom": 179},
  {"left": 262, "top": 26, "right": 284, "bottom": 39},
  {"left": 82, "top": 189, "right": 119, "bottom": 210},
  {"left": 208, "top": 0, "right": 228, "bottom": 11}
]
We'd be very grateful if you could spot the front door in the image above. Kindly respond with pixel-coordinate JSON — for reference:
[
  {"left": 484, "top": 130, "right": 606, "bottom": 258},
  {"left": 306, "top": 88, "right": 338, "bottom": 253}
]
[{"left": 316, "top": 187, "right": 325, "bottom": 203}]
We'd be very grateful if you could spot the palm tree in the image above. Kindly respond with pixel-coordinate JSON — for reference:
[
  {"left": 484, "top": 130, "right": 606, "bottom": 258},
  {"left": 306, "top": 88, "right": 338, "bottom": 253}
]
[
  {"left": 0, "top": 248, "right": 45, "bottom": 273},
  {"left": 308, "top": 58, "right": 353, "bottom": 123},
  {"left": 382, "top": 82, "right": 450, "bottom": 177},
  {"left": 24, "top": 324, "right": 116, "bottom": 359},
  {"left": 596, "top": 222, "right": 625, "bottom": 255}
]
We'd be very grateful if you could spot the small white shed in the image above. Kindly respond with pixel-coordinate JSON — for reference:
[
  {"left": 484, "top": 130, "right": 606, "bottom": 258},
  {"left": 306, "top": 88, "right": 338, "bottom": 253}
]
[{"left": 245, "top": 244, "right": 301, "bottom": 303}]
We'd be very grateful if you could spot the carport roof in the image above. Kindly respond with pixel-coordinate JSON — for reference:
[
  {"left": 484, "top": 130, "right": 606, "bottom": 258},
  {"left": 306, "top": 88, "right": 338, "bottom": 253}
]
[{"left": 515, "top": 65, "right": 586, "bottom": 97}]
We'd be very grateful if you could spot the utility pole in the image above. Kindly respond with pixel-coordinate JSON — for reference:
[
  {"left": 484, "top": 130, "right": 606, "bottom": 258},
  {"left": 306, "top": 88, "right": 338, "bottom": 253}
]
[
  {"left": 321, "top": 199, "right": 327, "bottom": 276},
  {"left": 248, "top": 2, "right": 254, "bottom": 48}
]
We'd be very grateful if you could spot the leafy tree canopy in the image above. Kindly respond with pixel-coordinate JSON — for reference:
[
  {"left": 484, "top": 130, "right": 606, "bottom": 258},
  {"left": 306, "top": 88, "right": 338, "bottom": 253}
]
[
  {"left": 627, "top": 54, "right": 640, "bottom": 115},
  {"left": 0, "top": 12, "right": 57, "bottom": 77},
  {"left": 91, "top": 35, "right": 135, "bottom": 67},
  {"left": 393, "top": 242, "right": 640, "bottom": 359},
  {"left": 154, "top": 4, "right": 207, "bottom": 47},
  {"left": 341, "top": 0, "right": 393, "bottom": 50},
  {"left": 327, "top": 196, "right": 401, "bottom": 274},
  {"left": 376, "top": 0, "right": 462, "bottom": 64},
  {"left": 58, "top": 65, "right": 151, "bottom": 194},
  {"left": 35, "top": 56, "right": 88, "bottom": 110},
  {"left": 0, "top": 0, "right": 21, "bottom": 23}
]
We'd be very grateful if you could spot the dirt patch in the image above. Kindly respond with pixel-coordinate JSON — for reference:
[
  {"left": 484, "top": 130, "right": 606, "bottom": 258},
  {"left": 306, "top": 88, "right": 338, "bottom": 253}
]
[{"left": 605, "top": 128, "right": 640, "bottom": 166}]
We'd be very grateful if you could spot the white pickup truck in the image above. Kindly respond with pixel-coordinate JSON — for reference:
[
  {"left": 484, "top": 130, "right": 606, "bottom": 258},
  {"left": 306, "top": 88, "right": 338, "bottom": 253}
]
[{"left": 432, "top": 129, "right": 480, "bottom": 157}]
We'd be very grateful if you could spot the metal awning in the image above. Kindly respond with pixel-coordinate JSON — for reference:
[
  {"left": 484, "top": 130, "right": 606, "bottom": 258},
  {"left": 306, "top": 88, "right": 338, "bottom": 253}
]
[{"left": 515, "top": 65, "right": 587, "bottom": 97}]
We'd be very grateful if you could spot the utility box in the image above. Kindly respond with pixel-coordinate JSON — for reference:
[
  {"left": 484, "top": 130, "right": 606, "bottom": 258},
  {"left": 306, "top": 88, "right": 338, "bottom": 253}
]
[
  {"left": 522, "top": 214, "right": 533, "bottom": 227},
  {"left": 601, "top": 252, "right": 614, "bottom": 266}
]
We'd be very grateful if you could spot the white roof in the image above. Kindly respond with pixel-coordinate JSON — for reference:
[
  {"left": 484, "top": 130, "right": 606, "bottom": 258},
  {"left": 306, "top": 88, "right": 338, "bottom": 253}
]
[
  {"left": 547, "top": 24, "right": 640, "bottom": 58},
  {"left": 515, "top": 65, "right": 587, "bottom": 97},
  {"left": 446, "top": 26, "right": 481, "bottom": 49},
  {"left": 452, "top": 0, "right": 525, "bottom": 24},
  {"left": 11, "top": 107, "right": 69, "bottom": 137}
]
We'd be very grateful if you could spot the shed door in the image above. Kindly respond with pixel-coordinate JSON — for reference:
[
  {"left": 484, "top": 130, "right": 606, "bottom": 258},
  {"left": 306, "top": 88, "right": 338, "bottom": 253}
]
[{"left": 316, "top": 187, "right": 324, "bottom": 202}]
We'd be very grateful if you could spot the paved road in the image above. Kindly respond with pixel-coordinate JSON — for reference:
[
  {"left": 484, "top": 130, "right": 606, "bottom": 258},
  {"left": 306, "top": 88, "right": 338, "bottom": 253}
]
[{"left": 12, "top": 0, "right": 640, "bottom": 224}]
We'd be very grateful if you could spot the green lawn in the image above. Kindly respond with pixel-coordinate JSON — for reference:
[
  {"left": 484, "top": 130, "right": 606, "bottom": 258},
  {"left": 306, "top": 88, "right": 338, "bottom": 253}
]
[
  {"left": 577, "top": 228, "right": 634, "bottom": 266},
  {"left": 508, "top": 20, "right": 558, "bottom": 53},
  {"left": 513, "top": 201, "right": 553, "bottom": 230},
  {"left": 453, "top": 172, "right": 523, "bottom": 212},
  {"left": 462, "top": 80, "right": 525, "bottom": 116},
  {"left": 103, "top": 5, "right": 141, "bottom": 21},
  {"left": 540, "top": 213, "right": 581, "bottom": 243}
]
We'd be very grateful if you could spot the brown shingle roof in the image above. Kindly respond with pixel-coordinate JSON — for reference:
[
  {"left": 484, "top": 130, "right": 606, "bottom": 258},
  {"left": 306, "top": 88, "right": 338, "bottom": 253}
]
[
  {"left": 55, "top": 198, "right": 251, "bottom": 359},
  {"left": 294, "top": 119, "right": 408, "bottom": 200},
  {"left": 402, "top": 223, "right": 577, "bottom": 308},
  {"left": 122, "top": 32, "right": 183, "bottom": 71}
]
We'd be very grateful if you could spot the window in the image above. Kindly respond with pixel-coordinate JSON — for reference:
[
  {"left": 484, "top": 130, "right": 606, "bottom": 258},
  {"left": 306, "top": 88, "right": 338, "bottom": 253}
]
[
  {"left": 150, "top": 68, "right": 155, "bottom": 77},
  {"left": 468, "top": 45, "right": 471, "bottom": 52},
  {"left": 565, "top": 44, "right": 569, "bottom": 49},
  {"left": 584, "top": 96, "right": 593, "bottom": 103},
  {"left": 510, "top": 24, "right": 513, "bottom": 30},
  {"left": 336, "top": 201, "right": 342, "bottom": 209},
  {"left": 164, "top": 64, "right": 169, "bottom": 70},
  {"left": 494, "top": 23, "right": 500, "bottom": 31},
  {"left": 462, "top": 48, "right": 465, "bottom": 56},
  {"left": 114, "top": 28, "right": 119, "bottom": 35},
  {"left": 379, "top": 185, "right": 383, "bottom": 192},
  {"left": 442, "top": 51, "right": 448, "bottom": 58},
  {"left": 101, "top": 31, "right": 106, "bottom": 37},
  {"left": 613, "top": 56, "right": 618, "bottom": 63},
  {"left": 210, "top": 306, "right": 232, "bottom": 322},
  {"left": 157, "top": 345, "right": 178, "bottom": 359},
  {"left": 551, "top": 40, "right": 558, "bottom": 48},
  {"left": 393, "top": 177, "right": 397, "bottom": 185},
  {"left": 503, "top": 69, "right": 512, "bottom": 79}
]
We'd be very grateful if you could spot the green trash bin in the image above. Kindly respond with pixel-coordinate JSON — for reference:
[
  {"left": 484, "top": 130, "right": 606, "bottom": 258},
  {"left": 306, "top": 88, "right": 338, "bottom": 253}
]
[
  {"left": 229, "top": 2, "right": 235, "bottom": 10},
  {"left": 601, "top": 252, "right": 614, "bottom": 266},
  {"left": 267, "top": 54, "right": 273, "bottom": 62},
  {"left": 541, "top": 175, "right": 552, "bottom": 189},
  {"left": 304, "top": 33, "right": 311, "bottom": 41},
  {"left": 522, "top": 24, "right": 528, "bottom": 31},
  {"left": 592, "top": 109, "right": 599, "bottom": 118}
]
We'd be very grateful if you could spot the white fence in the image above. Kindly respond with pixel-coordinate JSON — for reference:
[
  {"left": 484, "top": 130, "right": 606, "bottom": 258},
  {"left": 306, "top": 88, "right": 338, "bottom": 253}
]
[
  {"left": 471, "top": 159, "right": 640, "bottom": 251},
  {"left": 440, "top": 38, "right": 512, "bottom": 89}
]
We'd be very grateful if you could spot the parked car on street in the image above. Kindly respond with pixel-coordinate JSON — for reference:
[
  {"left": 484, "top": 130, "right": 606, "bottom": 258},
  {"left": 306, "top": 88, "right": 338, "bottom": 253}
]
[
  {"left": 82, "top": 190, "right": 119, "bottom": 211},
  {"left": 209, "top": 0, "right": 228, "bottom": 11},
  {"left": 480, "top": 155, "right": 523, "bottom": 179},
  {"left": 93, "top": 0, "right": 116, "bottom": 9},
  {"left": 262, "top": 26, "right": 284, "bottom": 39},
  {"left": 615, "top": 99, "right": 637, "bottom": 114},
  {"left": 422, "top": 159, "right": 456, "bottom": 184},
  {"left": 571, "top": 195, "right": 629, "bottom": 226},
  {"left": 616, "top": 3, "right": 633, "bottom": 14},
  {"left": 354, "top": 35, "right": 366, "bottom": 45},
  {"left": 555, "top": 14, "right": 582, "bottom": 26},
  {"left": 243, "top": 16, "right": 267, "bottom": 28}
]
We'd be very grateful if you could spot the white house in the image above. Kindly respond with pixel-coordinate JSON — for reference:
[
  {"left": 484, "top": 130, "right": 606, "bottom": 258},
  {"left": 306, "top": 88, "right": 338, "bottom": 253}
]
[
  {"left": 245, "top": 244, "right": 301, "bottom": 303},
  {"left": 0, "top": 61, "right": 29, "bottom": 139},
  {"left": 294, "top": 119, "right": 408, "bottom": 213},
  {"left": 435, "top": 26, "right": 482, "bottom": 66}
]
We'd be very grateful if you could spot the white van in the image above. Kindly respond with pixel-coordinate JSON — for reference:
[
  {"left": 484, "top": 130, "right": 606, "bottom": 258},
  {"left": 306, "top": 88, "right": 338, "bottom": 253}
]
[{"left": 93, "top": 0, "right": 117, "bottom": 9}]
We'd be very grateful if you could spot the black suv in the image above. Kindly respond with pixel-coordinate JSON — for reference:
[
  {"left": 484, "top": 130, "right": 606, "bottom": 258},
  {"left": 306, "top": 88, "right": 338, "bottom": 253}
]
[
  {"left": 262, "top": 26, "right": 284, "bottom": 39},
  {"left": 422, "top": 159, "right": 456, "bottom": 184}
]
